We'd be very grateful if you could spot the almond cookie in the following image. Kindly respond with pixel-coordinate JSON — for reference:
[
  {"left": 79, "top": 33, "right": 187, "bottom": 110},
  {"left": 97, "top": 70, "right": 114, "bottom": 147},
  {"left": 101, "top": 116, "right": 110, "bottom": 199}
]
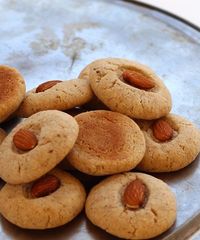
[
  {"left": 136, "top": 114, "right": 200, "bottom": 172},
  {"left": 67, "top": 110, "right": 145, "bottom": 175},
  {"left": 89, "top": 58, "right": 172, "bottom": 120},
  {"left": 0, "top": 168, "right": 86, "bottom": 229},
  {"left": 0, "top": 65, "right": 26, "bottom": 123},
  {"left": 0, "top": 129, "right": 6, "bottom": 144},
  {"left": 17, "top": 78, "right": 93, "bottom": 118},
  {"left": 0, "top": 110, "right": 79, "bottom": 184},
  {"left": 85, "top": 172, "right": 176, "bottom": 239}
]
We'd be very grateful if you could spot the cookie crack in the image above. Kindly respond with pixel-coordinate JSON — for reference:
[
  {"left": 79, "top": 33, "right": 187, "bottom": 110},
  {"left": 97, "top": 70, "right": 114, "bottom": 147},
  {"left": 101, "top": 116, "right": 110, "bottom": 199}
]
[
  {"left": 45, "top": 214, "right": 51, "bottom": 228},
  {"left": 150, "top": 207, "right": 158, "bottom": 223}
]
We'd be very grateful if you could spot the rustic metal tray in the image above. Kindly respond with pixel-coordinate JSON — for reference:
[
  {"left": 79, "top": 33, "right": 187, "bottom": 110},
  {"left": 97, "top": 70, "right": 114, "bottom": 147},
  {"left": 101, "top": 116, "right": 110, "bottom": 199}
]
[{"left": 0, "top": 0, "right": 200, "bottom": 239}]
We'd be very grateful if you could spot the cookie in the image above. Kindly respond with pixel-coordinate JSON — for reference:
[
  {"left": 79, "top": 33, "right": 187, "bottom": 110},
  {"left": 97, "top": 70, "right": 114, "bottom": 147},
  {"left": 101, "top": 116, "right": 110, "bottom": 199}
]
[
  {"left": 0, "top": 65, "right": 26, "bottom": 123},
  {"left": 85, "top": 172, "right": 176, "bottom": 239},
  {"left": 17, "top": 78, "right": 93, "bottom": 118},
  {"left": 79, "top": 61, "right": 108, "bottom": 110},
  {"left": 0, "top": 168, "right": 86, "bottom": 229},
  {"left": 89, "top": 58, "right": 172, "bottom": 120},
  {"left": 136, "top": 114, "right": 200, "bottom": 172},
  {"left": 0, "top": 110, "right": 79, "bottom": 184},
  {"left": 0, "top": 129, "right": 6, "bottom": 144},
  {"left": 67, "top": 110, "right": 145, "bottom": 175}
]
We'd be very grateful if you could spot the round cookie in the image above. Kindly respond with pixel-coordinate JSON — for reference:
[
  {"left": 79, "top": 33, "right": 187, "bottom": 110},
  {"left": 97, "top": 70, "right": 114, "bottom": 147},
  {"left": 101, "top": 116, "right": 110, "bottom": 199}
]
[
  {"left": 0, "top": 65, "right": 26, "bottom": 123},
  {"left": 85, "top": 172, "right": 176, "bottom": 239},
  {"left": 17, "top": 78, "right": 93, "bottom": 118},
  {"left": 89, "top": 58, "right": 172, "bottom": 120},
  {"left": 0, "top": 128, "right": 6, "bottom": 144},
  {"left": 0, "top": 168, "right": 86, "bottom": 229},
  {"left": 0, "top": 110, "right": 79, "bottom": 184},
  {"left": 67, "top": 110, "right": 146, "bottom": 175},
  {"left": 136, "top": 114, "right": 200, "bottom": 172}
]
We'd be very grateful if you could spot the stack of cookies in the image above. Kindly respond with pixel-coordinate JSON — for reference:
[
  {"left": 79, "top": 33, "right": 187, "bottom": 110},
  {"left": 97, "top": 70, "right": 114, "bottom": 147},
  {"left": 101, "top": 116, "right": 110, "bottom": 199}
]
[{"left": 0, "top": 58, "right": 200, "bottom": 240}]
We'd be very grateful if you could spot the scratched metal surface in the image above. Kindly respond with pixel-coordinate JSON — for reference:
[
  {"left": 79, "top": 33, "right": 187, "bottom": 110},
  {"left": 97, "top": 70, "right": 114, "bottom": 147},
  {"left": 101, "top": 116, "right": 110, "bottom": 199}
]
[{"left": 0, "top": 0, "right": 200, "bottom": 239}]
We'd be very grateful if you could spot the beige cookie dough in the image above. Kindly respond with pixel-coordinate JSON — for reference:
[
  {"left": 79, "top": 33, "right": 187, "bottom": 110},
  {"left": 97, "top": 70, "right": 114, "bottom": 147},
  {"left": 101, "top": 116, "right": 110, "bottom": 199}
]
[
  {"left": 85, "top": 172, "right": 176, "bottom": 239},
  {"left": 0, "top": 129, "right": 6, "bottom": 144},
  {"left": 0, "top": 110, "right": 79, "bottom": 184},
  {"left": 0, "top": 168, "right": 86, "bottom": 229},
  {"left": 67, "top": 110, "right": 145, "bottom": 175},
  {"left": 0, "top": 65, "right": 26, "bottom": 123},
  {"left": 17, "top": 78, "right": 93, "bottom": 118},
  {"left": 89, "top": 58, "right": 172, "bottom": 120},
  {"left": 136, "top": 114, "right": 200, "bottom": 172}
]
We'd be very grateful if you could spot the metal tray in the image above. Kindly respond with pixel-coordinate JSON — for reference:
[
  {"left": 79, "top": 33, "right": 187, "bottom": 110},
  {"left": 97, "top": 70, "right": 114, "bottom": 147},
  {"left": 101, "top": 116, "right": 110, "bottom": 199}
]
[{"left": 0, "top": 0, "right": 200, "bottom": 239}]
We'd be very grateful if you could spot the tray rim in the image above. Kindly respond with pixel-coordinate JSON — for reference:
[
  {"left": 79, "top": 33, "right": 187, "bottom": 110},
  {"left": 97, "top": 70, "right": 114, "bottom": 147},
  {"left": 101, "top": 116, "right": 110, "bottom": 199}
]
[{"left": 123, "top": 0, "right": 200, "bottom": 32}]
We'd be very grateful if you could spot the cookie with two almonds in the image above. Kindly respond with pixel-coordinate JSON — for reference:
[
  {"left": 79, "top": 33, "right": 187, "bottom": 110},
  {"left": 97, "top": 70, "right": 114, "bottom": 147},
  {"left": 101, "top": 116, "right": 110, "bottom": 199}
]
[
  {"left": 89, "top": 58, "right": 172, "bottom": 119},
  {"left": 0, "top": 110, "right": 79, "bottom": 184},
  {"left": 0, "top": 169, "right": 86, "bottom": 229},
  {"left": 85, "top": 172, "right": 176, "bottom": 239},
  {"left": 136, "top": 114, "right": 200, "bottom": 172}
]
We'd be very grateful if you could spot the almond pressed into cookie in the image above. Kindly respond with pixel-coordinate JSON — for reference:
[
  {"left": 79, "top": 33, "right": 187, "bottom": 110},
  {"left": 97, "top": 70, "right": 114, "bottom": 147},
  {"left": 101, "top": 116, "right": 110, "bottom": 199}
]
[
  {"left": 0, "top": 169, "right": 86, "bottom": 229},
  {"left": 89, "top": 58, "right": 172, "bottom": 120},
  {"left": 85, "top": 172, "right": 176, "bottom": 239}
]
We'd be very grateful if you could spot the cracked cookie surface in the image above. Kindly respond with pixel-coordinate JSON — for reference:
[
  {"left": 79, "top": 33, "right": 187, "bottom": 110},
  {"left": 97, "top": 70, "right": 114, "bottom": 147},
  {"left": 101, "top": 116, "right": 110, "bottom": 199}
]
[
  {"left": 136, "top": 114, "right": 200, "bottom": 172},
  {"left": 67, "top": 110, "right": 145, "bottom": 175},
  {"left": 85, "top": 172, "right": 176, "bottom": 239},
  {"left": 17, "top": 78, "right": 93, "bottom": 118},
  {"left": 0, "top": 110, "right": 79, "bottom": 184},
  {"left": 0, "top": 65, "right": 26, "bottom": 123},
  {"left": 0, "top": 169, "right": 86, "bottom": 229},
  {"left": 89, "top": 58, "right": 172, "bottom": 120}
]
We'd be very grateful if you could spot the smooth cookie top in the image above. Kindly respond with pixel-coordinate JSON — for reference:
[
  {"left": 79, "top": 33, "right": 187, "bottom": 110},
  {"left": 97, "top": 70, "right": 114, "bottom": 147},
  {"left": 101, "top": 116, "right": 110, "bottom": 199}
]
[
  {"left": 85, "top": 172, "right": 176, "bottom": 239},
  {"left": 89, "top": 58, "right": 172, "bottom": 119},
  {"left": 67, "top": 110, "right": 145, "bottom": 175},
  {"left": 17, "top": 78, "right": 93, "bottom": 118},
  {"left": 0, "top": 65, "right": 26, "bottom": 123},
  {"left": 0, "top": 169, "right": 86, "bottom": 229},
  {"left": 0, "top": 110, "right": 79, "bottom": 184},
  {"left": 136, "top": 114, "right": 200, "bottom": 172}
]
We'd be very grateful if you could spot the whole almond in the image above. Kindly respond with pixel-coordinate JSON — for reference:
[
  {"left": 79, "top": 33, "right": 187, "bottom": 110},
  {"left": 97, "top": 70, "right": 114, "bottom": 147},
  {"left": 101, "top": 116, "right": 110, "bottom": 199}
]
[
  {"left": 13, "top": 129, "right": 38, "bottom": 151},
  {"left": 36, "top": 80, "right": 62, "bottom": 93},
  {"left": 31, "top": 175, "right": 61, "bottom": 198},
  {"left": 122, "top": 70, "right": 155, "bottom": 90},
  {"left": 152, "top": 119, "right": 173, "bottom": 142},
  {"left": 123, "top": 179, "right": 147, "bottom": 209}
]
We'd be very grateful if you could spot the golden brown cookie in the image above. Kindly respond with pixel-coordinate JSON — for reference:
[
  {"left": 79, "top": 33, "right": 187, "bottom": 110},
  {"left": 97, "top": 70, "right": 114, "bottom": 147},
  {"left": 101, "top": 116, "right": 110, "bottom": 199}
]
[
  {"left": 67, "top": 110, "right": 145, "bottom": 175},
  {"left": 0, "top": 65, "right": 26, "bottom": 123},
  {"left": 0, "top": 110, "right": 79, "bottom": 184},
  {"left": 85, "top": 172, "right": 176, "bottom": 239},
  {"left": 136, "top": 114, "right": 200, "bottom": 172},
  {"left": 0, "top": 169, "right": 86, "bottom": 229},
  {"left": 89, "top": 58, "right": 172, "bottom": 120},
  {"left": 17, "top": 78, "right": 93, "bottom": 118}
]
